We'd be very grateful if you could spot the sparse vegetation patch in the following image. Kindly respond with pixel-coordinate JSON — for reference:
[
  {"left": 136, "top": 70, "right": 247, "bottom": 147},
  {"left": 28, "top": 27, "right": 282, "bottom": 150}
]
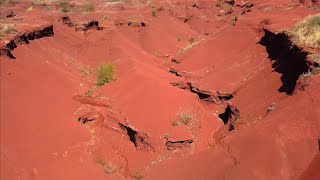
[
  {"left": 60, "top": 1, "right": 70, "bottom": 13},
  {"left": 174, "top": 109, "right": 195, "bottom": 126},
  {"left": 189, "top": 37, "right": 195, "bottom": 44},
  {"left": 96, "top": 63, "right": 116, "bottom": 86},
  {"left": 152, "top": 10, "right": 157, "bottom": 17},
  {"left": 291, "top": 14, "right": 320, "bottom": 48},
  {"left": 83, "top": 3, "right": 95, "bottom": 12},
  {"left": 1, "top": 24, "right": 15, "bottom": 34}
]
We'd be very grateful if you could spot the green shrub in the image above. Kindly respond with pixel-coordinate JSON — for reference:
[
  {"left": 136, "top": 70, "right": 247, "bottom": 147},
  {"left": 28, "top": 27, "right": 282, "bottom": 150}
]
[
  {"left": 175, "top": 109, "right": 194, "bottom": 125},
  {"left": 188, "top": 37, "right": 195, "bottom": 44},
  {"left": 171, "top": 120, "right": 180, "bottom": 126},
  {"left": 152, "top": 10, "right": 157, "bottom": 17},
  {"left": 96, "top": 63, "right": 116, "bottom": 86},
  {"left": 292, "top": 14, "right": 320, "bottom": 48},
  {"left": 180, "top": 113, "right": 193, "bottom": 125}
]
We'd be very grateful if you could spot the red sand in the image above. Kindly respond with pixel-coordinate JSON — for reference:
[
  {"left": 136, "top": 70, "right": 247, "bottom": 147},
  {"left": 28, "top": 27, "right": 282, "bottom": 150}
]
[{"left": 1, "top": 0, "right": 319, "bottom": 179}]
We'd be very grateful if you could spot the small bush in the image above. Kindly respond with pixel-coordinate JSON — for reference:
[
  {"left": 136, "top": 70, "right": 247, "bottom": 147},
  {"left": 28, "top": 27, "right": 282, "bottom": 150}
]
[
  {"left": 175, "top": 109, "right": 194, "bottom": 125},
  {"left": 85, "top": 87, "right": 95, "bottom": 97},
  {"left": 152, "top": 10, "right": 157, "bottom": 17},
  {"left": 310, "top": 53, "right": 320, "bottom": 64},
  {"left": 171, "top": 120, "right": 180, "bottom": 126},
  {"left": 1, "top": 24, "right": 15, "bottom": 34},
  {"left": 180, "top": 113, "right": 193, "bottom": 125},
  {"left": 188, "top": 37, "right": 195, "bottom": 44},
  {"left": 177, "top": 37, "right": 181, "bottom": 42},
  {"left": 83, "top": 3, "right": 95, "bottom": 12},
  {"left": 291, "top": 14, "right": 320, "bottom": 48},
  {"left": 96, "top": 63, "right": 116, "bottom": 86}
]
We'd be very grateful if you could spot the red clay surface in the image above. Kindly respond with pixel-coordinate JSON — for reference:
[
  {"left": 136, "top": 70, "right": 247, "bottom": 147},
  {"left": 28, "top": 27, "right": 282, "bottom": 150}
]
[{"left": 1, "top": 0, "right": 319, "bottom": 179}]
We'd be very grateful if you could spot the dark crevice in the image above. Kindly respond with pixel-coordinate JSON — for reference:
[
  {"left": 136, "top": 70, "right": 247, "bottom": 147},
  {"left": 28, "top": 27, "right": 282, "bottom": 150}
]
[
  {"left": 218, "top": 104, "right": 239, "bottom": 131},
  {"left": 259, "top": 29, "right": 312, "bottom": 95},
  {"left": 59, "top": 16, "right": 75, "bottom": 27},
  {"left": 6, "top": 11, "right": 16, "bottom": 18},
  {"left": 170, "top": 81, "right": 188, "bottom": 90},
  {"left": 171, "top": 58, "right": 181, "bottom": 64},
  {"left": 0, "top": 25, "right": 54, "bottom": 59},
  {"left": 20, "top": 35, "right": 29, "bottom": 44},
  {"left": 59, "top": 16, "right": 102, "bottom": 32},
  {"left": 192, "top": 4, "right": 199, "bottom": 8},
  {"left": 76, "top": 20, "right": 103, "bottom": 31},
  {"left": 127, "top": 21, "right": 146, "bottom": 27},
  {"left": 119, "top": 123, "right": 152, "bottom": 150},
  {"left": 119, "top": 123, "right": 138, "bottom": 147},
  {"left": 166, "top": 139, "right": 193, "bottom": 151},
  {"left": 6, "top": 51, "right": 15, "bottom": 59},
  {"left": 227, "top": 0, "right": 235, "bottom": 6},
  {"left": 218, "top": 93, "right": 234, "bottom": 101},
  {"left": 78, "top": 117, "right": 96, "bottom": 124},
  {"left": 190, "top": 86, "right": 211, "bottom": 101},
  {"left": 219, "top": 105, "right": 233, "bottom": 124},
  {"left": 170, "top": 81, "right": 234, "bottom": 104},
  {"left": 168, "top": 68, "right": 182, "bottom": 77}
]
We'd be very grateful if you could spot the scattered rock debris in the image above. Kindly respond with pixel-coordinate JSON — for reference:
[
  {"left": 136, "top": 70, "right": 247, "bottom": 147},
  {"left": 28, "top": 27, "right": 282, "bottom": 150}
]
[
  {"left": 59, "top": 16, "right": 103, "bottom": 32},
  {"left": 127, "top": 21, "right": 147, "bottom": 27},
  {"left": 6, "top": 11, "right": 16, "bottom": 18}
]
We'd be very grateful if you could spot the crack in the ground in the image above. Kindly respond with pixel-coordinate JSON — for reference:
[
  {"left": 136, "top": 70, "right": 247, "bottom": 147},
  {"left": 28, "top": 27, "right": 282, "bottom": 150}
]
[
  {"left": 0, "top": 25, "right": 54, "bottom": 59},
  {"left": 170, "top": 81, "right": 234, "bottom": 104},
  {"left": 259, "top": 29, "right": 315, "bottom": 95},
  {"left": 165, "top": 139, "right": 193, "bottom": 151},
  {"left": 119, "top": 123, "right": 154, "bottom": 151},
  {"left": 218, "top": 103, "right": 240, "bottom": 131}
]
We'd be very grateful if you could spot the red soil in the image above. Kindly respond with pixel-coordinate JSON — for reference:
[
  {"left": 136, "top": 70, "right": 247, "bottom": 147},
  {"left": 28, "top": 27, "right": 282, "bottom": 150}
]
[{"left": 1, "top": 0, "right": 319, "bottom": 179}]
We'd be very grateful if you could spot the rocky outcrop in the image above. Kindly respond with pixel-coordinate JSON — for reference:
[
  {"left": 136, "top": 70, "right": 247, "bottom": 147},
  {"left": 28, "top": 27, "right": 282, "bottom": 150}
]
[
  {"left": 0, "top": 25, "right": 54, "bottom": 59},
  {"left": 59, "top": 16, "right": 103, "bottom": 32}
]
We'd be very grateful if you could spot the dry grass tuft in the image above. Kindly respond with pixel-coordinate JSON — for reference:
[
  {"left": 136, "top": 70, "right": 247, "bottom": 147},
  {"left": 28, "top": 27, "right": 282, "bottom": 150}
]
[
  {"left": 174, "top": 109, "right": 195, "bottom": 125},
  {"left": 291, "top": 14, "right": 320, "bottom": 48},
  {"left": 1, "top": 24, "right": 15, "bottom": 34}
]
